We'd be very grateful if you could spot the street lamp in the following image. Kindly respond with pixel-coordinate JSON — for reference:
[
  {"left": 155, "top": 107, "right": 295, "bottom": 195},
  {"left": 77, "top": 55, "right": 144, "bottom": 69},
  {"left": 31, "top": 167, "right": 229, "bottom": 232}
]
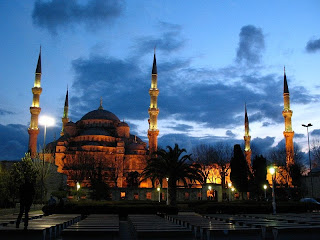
[
  {"left": 269, "top": 166, "right": 276, "bottom": 214},
  {"left": 302, "top": 123, "right": 313, "bottom": 197},
  {"left": 39, "top": 116, "right": 55, "bottom": 203},
  {"left": 166, "top": 178, "right": 169, "bottom": 205},
  {"left": 157, "top": 187, "right": 161, "bottom": 202},
  {"left": 208, "top": 185, "right": 212, "bottom": 200},
  {"left": 263, "top": 184, "right": 267, "bottom": 200},
  {"left": 231, "top": 188, "right": 235, "bottom": 201}
]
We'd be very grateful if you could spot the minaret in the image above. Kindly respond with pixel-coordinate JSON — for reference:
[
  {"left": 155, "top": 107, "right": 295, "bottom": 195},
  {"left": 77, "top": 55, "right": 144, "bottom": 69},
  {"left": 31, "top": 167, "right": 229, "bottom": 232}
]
[
  {"left": 61, "top": 87, "right": 69, "bottom": 136},
  {"left": 28, "top": 48, "right": 42, "bottom": 158},
  {"left": 282, "top": 67, "right": 295, "bottom": 166},
  {"left": 148, "top": 50, "right": 159, "bottom": 155},
  {"left": 244, "top": 103, "right": 252, "bottom": 169}
]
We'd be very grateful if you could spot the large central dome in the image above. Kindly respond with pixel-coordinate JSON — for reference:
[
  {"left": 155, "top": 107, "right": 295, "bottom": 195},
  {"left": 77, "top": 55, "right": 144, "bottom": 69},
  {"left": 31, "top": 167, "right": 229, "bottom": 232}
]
[{"left": 81, "top": 108, "right": 120, "bottom": 121}]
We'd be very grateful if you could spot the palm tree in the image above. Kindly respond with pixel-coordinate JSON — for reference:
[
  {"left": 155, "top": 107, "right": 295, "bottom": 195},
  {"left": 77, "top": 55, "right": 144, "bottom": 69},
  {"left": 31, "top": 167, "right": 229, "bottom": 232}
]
[{"left": 142, "top": 144, "right": 202, "bottom": 206}]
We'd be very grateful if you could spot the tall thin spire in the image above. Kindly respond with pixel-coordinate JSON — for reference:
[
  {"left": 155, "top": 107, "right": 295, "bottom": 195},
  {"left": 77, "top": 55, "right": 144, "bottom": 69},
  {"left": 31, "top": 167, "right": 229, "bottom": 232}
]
[
  {"left": 99, "top": 97, "right": 103, "bottom": 110},
  {"left": 64, "top": 86, "right": 69, "bottom": 108},
  {"left": 28, "top": 48, "right": 43, "bottom": 158},
  {"left": 61, "top": 87, "right": 69, "bottom": 136},
  {"left": 282, "top": 67, "right": 294, "bottom": 167},
  {"left": 284, "top": 66, "right": 289, "bottom": 94},
  {"left": 148, "top": 50, "right": 160, "bottom": 155},
  {"left": 244, "top": 103, "right": 252, "bottom": 169},
  {"left": 36, "top": 46, "right": 41, "bottom": 74},
  {"left": 152, "top": 48, "right": 157, "bottom": 75}
]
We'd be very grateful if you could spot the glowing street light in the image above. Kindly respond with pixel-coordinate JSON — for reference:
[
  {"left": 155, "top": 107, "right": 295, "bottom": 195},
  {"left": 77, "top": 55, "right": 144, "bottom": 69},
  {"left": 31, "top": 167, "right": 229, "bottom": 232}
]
[
  {"left": 76, "top": 182, "right": 81, "bottom": 191},
  {"left": 269, "top": 166, "right": 276, "bottom": 214},
  {"left": 39, "top": 116, "right": 55, "bottom": 150},
  {"left": 263, "top": 184, "right": 267, "bottom": 200}
]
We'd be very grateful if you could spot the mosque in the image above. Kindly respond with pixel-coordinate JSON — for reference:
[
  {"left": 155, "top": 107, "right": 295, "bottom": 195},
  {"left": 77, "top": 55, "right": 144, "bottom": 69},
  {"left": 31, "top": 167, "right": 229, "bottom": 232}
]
[
  {"left": 27, "top": 50, "right": 159, "bottom": 189},
  {"left": 27, "top": 48, "right": 295, "bottom": 199}
]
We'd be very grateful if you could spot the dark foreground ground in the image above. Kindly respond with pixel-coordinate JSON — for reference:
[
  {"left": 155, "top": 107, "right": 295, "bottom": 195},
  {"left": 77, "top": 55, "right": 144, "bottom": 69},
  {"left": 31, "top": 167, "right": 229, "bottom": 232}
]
[{"left": 1, "top": 210, "right": 320, "bottom": 240}]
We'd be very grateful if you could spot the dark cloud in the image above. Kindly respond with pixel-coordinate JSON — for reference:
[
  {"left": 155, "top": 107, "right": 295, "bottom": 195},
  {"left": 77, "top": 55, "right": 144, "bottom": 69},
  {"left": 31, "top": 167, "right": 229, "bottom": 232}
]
[
  {"left": 311, "top": 129, "right": 320, "bottom": 136},
  {"left": 32, "top": 0, "right": 124, "bottom": 34},
  {"left": 226, "top": 130, "right": 236, "bottom": 138},
  {"left": 134, "top": 22, "right": 185, "bottom": 55},
  {"left": 294, "top": 133, "right": 305, "bottom": 138},
  {"left": 70, "top": 55, "right": 148, "bottom": 121},
  {"left": 0, "top": 124, "right": 28, "bottom": 160},
  {"left": 168, "top": 124, "right": 193, "bottom": 132},
  {"left": 70, "top": 52, "right": 315, "bottom": 131},
  {"left": 236, "top": 25, "right": 265, "bottom": 65},
  {"left": 0, "top": 109, "right": 14, "bottom": 115},
  {"left": 306, "top": 38, "right": 320, "bottom": 53},
  {"left": 251, "top": 136, "right": 275, "bottom": 156}
]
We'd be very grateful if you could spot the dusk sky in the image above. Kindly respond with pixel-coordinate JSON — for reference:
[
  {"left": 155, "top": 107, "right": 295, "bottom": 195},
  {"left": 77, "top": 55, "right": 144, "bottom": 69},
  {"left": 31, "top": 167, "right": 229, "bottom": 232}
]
[{"left": 1, "top": 0, "right": 320, "bottom": 160}]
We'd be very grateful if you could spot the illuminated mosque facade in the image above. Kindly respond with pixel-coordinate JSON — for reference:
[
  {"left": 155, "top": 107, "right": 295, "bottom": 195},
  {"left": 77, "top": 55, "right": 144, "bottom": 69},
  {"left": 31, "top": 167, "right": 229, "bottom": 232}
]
[
  {"left": 27, "top": 48, "right": 295, "bottom": 198},
  {"left": 27, "top": 50, "right": 159, "bottom": 188}
]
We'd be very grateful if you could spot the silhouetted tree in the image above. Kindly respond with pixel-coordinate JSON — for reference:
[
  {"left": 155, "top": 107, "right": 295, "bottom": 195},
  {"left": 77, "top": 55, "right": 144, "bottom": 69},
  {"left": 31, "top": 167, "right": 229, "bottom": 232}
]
[
  {"left": 141, "top": 144, "right": 202, "bottom": 206},
  {"left": 90, "top": 160, "right": 110, "bottom": 200},
  {"left": 192, "top": 144, "right": 215, "bottom": 185},
  {"left": 230, "top": 144, "right": 249, "bottom": 199},
  {"left": 251, "top": 155, "right": 267, "bottom": 198},
  {"left": 126, "top": 171, "right": 140, "bottom": 188}
]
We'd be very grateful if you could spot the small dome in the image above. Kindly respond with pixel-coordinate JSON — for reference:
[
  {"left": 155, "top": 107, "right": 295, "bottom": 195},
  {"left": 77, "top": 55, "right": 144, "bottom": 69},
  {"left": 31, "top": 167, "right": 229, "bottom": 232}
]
[
  {"left": 81, "top": 109, "right": 120, "bottom": 122},
  {"left": 128, "top": 142, "right": 145, "bottom": 150},
  {"left": 118, "top": 122, "right": 129, "bottom": 127}
]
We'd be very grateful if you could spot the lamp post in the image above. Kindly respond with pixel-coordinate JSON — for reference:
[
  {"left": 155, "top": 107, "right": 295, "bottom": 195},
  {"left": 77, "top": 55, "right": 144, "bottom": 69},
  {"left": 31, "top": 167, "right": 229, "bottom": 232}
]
[
  {"left": 263, "top": 184, "right": 267, "bottom": 200},
  {"left": 302, "top": 123, "right": 313, "bottom": 197},
  {"left": 157, "top": 187, "right": 161, "bottom": 202},
  {"left": 269, "top": 166, "right": 276, "bottom": 214},
  {"left": 228, "top": 182, "right": 232, "bottom": 201},
  {"left": 39, "top": 116, "right": 55, "bottom": 203},
  {"left": 231, "top": 188, "right": 235, "bottom": 201},
  {"left": 208, "top": 185, "right": 212, "bottom": 200},
  {"left": 166, "top": 178, "right": 169, "bottom": 205},
  {"left": 76, "top": 182, "right": 81, "bottom": 201}
]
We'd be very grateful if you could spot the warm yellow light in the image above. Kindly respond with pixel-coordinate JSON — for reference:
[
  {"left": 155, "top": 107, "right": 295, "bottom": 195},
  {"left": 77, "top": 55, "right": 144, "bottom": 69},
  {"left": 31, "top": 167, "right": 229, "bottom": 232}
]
[
  {"left": 39, "top": 116, "right": 55, "bottom": 127},
  {"left": 231, "top": 188, "right": 235, "bottom": 192},
  {"left": 269, "top": 167, "right": 275, "bottom": 175},
  {"left": 76, "top": 182, "right": 80, "bottom": 191},
  {"left": 157, "top": 187, "right": 160, "bottom": 191},
  {"left": 263, "top": 184, "right": 267, "bottom": 190},
  {"left": 208, "top": 186, "right": 212, "bottom": 190},
  {"left": 228, "top": 182, "right": 232, "bottom": 188}
]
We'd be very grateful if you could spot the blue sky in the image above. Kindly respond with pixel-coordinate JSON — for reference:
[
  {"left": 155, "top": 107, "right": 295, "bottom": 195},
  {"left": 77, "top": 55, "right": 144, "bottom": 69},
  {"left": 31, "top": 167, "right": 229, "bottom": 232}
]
[{"left": 0, "top": 0, "right": 320, "bottom": 160}]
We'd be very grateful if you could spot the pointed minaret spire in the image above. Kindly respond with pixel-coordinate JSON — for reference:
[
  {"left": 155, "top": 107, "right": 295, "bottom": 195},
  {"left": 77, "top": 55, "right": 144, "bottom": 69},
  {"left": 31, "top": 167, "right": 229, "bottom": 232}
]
[
  {"left": 99, "top": 97, "right": 103, "bottom": 110},
  {"left": 244, "top": 103, "right": 252, "bottom": 169},
  {"left": 61, "top": 87, "right": 69, "bottom": 136},
  {"left": 284, "top": 66, "right": 289, "bottom": 94},
  {"left": 152, "top": 47, "right": 157, "bottom": 75},
  {"left": 148, "top": 50, "right": 160, "bottom": 155},
  {"left": 36, "top": 46, "right": 41, "bottom": 74},
  {"left": 28, "top": 48, "right": 43, "bottom": 158},
  {"left": 282, "top": 67, "right": 294, "bottom": 167}
]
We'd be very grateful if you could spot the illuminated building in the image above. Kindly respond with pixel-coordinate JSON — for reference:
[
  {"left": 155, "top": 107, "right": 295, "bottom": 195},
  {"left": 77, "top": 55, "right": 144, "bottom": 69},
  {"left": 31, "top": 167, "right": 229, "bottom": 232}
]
[{"left": 36, "top": 53, "right": 160, "bottom": 188}]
